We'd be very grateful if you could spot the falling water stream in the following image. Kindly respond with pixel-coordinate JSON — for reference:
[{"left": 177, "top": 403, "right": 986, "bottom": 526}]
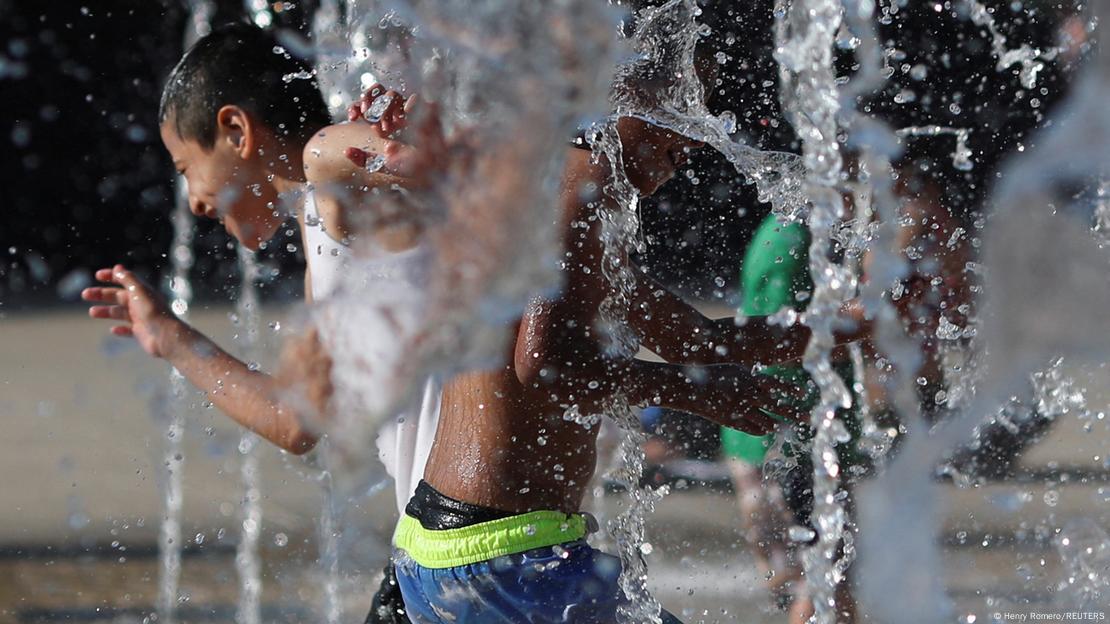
[
  {"left": 774, "top": 1, "right": 859, "bottom": 620},
  {"left": 156, "top": 6, "right": 211, "bottom": 623},
  {"left": 233, "top": 246, "right": 263, "bottom": 624},
  {"left": 157, "top": 180, "right": 195, "bottom": 624}
]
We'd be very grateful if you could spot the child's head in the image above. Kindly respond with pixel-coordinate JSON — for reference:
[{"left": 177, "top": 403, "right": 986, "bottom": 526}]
[
  {"left": 608, "top": 1, "right": 718, "bottom": 197},
  {"left": 158, "top": 23, "right": 330, "bottom": 249},
  {"left": 616, "top": 117, "right": 704, "bottom": 196}
]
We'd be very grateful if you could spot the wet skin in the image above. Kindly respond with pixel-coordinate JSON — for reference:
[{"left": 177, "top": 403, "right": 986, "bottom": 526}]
[
  {"left": 423, "top": 122, "right": 806, "bottom": 515},
  {"left": 84, "top": 102, "right": 410, "bottom": 456}
]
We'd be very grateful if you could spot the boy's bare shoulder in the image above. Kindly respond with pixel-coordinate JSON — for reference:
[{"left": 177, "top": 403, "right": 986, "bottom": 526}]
[{"left": 302, "top": 122, "right": 404, "bottom": 188}]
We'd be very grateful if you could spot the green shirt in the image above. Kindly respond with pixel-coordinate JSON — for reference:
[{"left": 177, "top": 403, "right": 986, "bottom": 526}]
[
  {"left": 720, "top": 214, "right": 811, "bottom": 463},
  {"left": 720, "top": 213, "right": 863, "bottom": 468}
]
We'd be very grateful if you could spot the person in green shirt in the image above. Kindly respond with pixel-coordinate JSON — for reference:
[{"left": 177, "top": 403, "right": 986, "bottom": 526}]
[
  {"left": 721, "top": 213, "right": 815, "bottom": 620},
  {"left": 721, "top": 212, "right": 865, "bottom": 623}
]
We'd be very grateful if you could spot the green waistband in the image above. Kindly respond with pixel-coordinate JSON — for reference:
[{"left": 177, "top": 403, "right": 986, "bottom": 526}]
[{"left": 393, "top": 510, "right": 589, "bottom": 569}]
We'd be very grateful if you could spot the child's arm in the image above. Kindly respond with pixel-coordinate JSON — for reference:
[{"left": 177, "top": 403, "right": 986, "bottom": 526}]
[
  {"left": 302, "top": 122, "right": 416, "bottom": 243},
  {"left": 622, "top": 358, "right": 804, "bottom": 434},
  {"left": 82, "top": 265, "right": 318, "bottom": 454},
  {"left": 629, "top": 269, "right": 871, "bottom": 368}
]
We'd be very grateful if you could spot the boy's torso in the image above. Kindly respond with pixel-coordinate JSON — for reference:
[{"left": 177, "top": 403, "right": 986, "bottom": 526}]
[{"left": 424, "top": 361, "right": 600, "bottom": 516}]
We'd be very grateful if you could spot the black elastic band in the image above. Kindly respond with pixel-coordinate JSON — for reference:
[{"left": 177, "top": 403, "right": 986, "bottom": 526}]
[{"left": 405, "top": 480, "right": 514, "bottom": 530}]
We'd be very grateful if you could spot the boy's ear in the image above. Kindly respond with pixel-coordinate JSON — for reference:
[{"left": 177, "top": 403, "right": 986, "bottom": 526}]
[{"left": 215, "top": 105, "right": 255, "bottom": 159}]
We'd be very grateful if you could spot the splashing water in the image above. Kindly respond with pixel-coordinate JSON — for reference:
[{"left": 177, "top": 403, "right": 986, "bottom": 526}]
[
  {"left": 1093, "top": 178, "right": 1110, "bottom": 244},
  {"left": 581, "top": 3, "right": 814, "bottom": 619},
  {"left": 857, "top": 1, "right": 1110, "bottom": 621},
  {"left": 895, "top": 126, "right": 974, "bottom": 172},
  {"left": 963, "top": 0, "right": 1062, "bottom": 89},
  {"left": 608, "top": 0, "right": 808, "bottom": 222},
  {"left": 1057, "top": 518, "right": 1110, "bottom": 608},
  {"left": 311, "top": 0, "right": 624, "bottom": 487}
]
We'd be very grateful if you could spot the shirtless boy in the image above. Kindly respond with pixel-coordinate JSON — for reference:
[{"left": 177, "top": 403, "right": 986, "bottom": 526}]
[{"left": 385, "top": 109, "right": 822, "bottom": 621}]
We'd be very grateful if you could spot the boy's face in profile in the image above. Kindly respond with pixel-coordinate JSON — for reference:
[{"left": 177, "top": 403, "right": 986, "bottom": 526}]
[
  {"left": 159, "top": 113, "right": 283, "bottom": 250},
  {"left": 617, "top": 116, "right": 704, "bottom": 196}
]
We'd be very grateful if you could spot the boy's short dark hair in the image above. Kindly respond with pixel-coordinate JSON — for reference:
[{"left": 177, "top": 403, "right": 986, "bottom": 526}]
[{"left": 159, "top": 22, "right": 331, "bottom": 149}]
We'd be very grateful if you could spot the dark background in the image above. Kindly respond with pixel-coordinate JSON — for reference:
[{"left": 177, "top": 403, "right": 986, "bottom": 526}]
[{"left": 0, "top": 0, "right": 1080, "bottom": 311}]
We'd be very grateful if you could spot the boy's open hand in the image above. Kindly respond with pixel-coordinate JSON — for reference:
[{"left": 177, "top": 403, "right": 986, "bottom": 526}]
[{"left": 82, "top": 265, "right": 181, "bottom": 359}]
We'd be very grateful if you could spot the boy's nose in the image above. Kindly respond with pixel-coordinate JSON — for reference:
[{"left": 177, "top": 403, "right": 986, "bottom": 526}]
[{"left": 189, "top": 196, "right": 212, "bottom": 219}]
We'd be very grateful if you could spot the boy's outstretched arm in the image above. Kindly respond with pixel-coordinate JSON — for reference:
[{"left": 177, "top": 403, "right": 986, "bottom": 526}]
[
  {"left": 629, "top": 268, "right": 871, "bottom": 367},
  {"left": 82, "top": 265, "right": 318, "bottom": 454},
  {"left": 622, "top": 359, "right": 804, "bottom": 435}
]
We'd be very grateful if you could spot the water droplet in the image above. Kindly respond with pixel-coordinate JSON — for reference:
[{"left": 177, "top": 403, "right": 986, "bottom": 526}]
[
  {"left": 281, "top": 70, "right": 314, "bottom": 83},
  {"left": 364, "top": 153, "right": 387, "bottom": 173},
  {"left": 788, "top": 526, "right": 816, "bottom": 542},
  {"left": 364, "top": 93, "right": 395, "bottom": 123}
]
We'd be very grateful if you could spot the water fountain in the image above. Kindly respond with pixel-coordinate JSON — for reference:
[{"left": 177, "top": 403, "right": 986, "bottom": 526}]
[
  {"left": 232, "top": 246, "right": 263, "bottom": 624},
  {"left": 855, "top": 1, "right": 1109, "bottom": 621},
  {"left": 157, "top": 178, "right": 195, "bottom": 624},
  {"left": 138, "top": 0, "right": 1109, "bottom": 621}
]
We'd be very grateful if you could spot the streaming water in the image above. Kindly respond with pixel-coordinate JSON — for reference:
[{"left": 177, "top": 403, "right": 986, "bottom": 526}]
[
  {"left": 157, "top": 182, "right": 195, "bottom": 624},
  {"left": 233, "top": 247, "right": 263, "bottom": 624},
  {"left": 155, "top": 7, "right": 212, "bottom": 622},
  {"left": 588, "top": 117, "right": 665, "bottom": 624},
  {"left": 318, "top": 470, "right": 342, "bottom": 624},
  {"left": 773, "top": 1, "right": 858, "bottom": 621}
]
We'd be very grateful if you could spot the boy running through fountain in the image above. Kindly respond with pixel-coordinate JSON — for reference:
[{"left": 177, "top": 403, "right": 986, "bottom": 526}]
[
  {"left": 76, "top": 22, "right": 772, "bottom": 623},
  {"left": 79, "top": 23, "right": 439, "bottom": 622},
  {"left": 83, "top": 20, "right": 848, "bottom": 624}
]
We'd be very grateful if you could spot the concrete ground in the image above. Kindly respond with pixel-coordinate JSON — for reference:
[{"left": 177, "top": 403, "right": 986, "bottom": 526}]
[{"left": 2, "top": 306, "right": 1108, "bottom": 622}]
